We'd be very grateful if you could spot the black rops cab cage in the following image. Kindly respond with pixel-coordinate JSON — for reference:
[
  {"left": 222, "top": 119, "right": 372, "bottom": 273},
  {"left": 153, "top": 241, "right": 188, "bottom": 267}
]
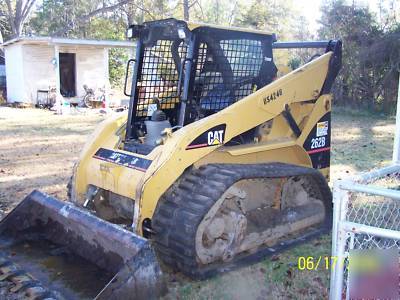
[
  {"left": 125, "top": 19, "right": 192, "bottom": 141},
  {"left": 124, "top": 19, "right": 276, "bottom": 141},
  {"left": 188, "top": 27, "right": 276, "bottom": 120},
  {"left": 124, "top": 18, "right": 337, "bottom": 146}
]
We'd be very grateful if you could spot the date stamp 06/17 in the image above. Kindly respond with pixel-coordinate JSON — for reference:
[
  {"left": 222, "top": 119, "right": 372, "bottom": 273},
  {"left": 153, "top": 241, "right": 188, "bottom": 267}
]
[
  {"left": 297, "top": 256, "right": 339, "bottom": 271},
  {"left": 297, "top": 255, "right": 383, "bottom": 272}
]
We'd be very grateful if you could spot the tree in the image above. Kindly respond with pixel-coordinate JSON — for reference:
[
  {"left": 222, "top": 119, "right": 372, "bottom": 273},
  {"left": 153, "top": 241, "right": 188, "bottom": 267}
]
[
  {"left": 1, "top": 0, "right": 37, "bottom": 37},
  {"left": 318, "top": 0, "right": 400, "bottom": 114},
  {"left": 11, "top": 0, "right": 133, "bottom": 38},
  {"left": 119, "top": 0, "right": 175, "bottom": 26},
  {"left": 51, "top": 0, "right": 133, "bottom": 37},
  {"left": 319, "top": 1, "right": 383, "bottom": 110},
  {"left": 190, "top": 0, "right": 239, "bottom": 25},
  {"left": 235, "top": 0, "right": 312, "bottom": 68},
  {"left": 235, "top": 0, "right": 297, "bottom": 39},
  {"left": 361, "top": 31, "right": 400, "bottom": 113},
  {"left": 29, "top": 0, "right": 96, "bottom": 37},
  {"left": 0, "top": 2, "right": 10, "bottom": 40},
  {"left": 87, "top": 16, "right": 129, "bottom": 87}
]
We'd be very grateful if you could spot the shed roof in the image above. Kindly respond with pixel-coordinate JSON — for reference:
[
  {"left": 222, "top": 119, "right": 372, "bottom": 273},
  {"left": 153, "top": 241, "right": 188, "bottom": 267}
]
[{"left": 1, "top": 36, "right": 135, "bottom": 48}]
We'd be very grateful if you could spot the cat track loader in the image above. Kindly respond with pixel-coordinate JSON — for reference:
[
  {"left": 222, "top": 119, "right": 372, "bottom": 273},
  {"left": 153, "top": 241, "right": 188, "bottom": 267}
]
[{"left": 0, "top": 18, "right": 341, "bottom": 299}]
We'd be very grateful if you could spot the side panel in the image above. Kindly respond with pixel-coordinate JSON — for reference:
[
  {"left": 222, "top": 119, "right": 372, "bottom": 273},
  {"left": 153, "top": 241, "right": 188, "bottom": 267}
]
[
  {"left": 73, "top": 113, "right": 158, "bottom": 204},
  {"left": 302, "top": 112, "right": 331, "bottom": 170},
  {"left": 195, "top": 144, "right": 312, "bottom": 168},
  {"left": 22, "top": 45, "right": 56, "bottom": 103},
  {"left": 196, "top": 95, "right": 332, "bottom": 175},
  {"left": 298, "top": 95, "right": 332, "bottom": 181},
  {"left": 75, "top": 47, "right": 108, "bottom": 97},
  {"left": 4, "top": 44, "right": 25, "bottom": 103}
]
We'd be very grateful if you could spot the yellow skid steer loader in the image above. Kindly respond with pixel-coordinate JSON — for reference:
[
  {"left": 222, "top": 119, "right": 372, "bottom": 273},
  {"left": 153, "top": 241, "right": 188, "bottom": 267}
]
[{"left": 0, "top": 18, "right": 341, "bottom": 299}]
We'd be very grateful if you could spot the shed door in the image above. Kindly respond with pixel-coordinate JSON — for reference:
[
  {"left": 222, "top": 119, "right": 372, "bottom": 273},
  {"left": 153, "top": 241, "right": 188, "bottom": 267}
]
[{"left": 59, "top": 53, "right": 76, "bottom": 97}]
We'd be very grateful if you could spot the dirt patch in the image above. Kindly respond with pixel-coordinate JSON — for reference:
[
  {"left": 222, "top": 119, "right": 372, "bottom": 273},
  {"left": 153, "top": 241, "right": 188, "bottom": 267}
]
[
  {"left": 0, "top": 107, "right": 104, "bottom": 217},
  {"left": 330, "top": 108, "right": 395, "bottom": 181}
]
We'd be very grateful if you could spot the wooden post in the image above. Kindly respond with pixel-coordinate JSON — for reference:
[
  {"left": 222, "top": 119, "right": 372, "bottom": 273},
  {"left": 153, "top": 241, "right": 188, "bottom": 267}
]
[
  {"left": 103, "top": 47, "right": 110, "bottom": 109},
  {"left": 54, "top": 45, "right": 63, "bottom": 114}
]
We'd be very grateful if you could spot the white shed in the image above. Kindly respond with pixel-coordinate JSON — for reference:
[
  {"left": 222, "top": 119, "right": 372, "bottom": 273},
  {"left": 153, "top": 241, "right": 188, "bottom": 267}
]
[{"left": 2, "top": 37, "right": 134, "bottom": 104}]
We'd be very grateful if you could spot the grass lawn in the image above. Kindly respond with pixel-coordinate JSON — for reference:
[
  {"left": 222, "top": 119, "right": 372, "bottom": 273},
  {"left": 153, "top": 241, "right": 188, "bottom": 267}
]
[{"left": 0, "top": 106, "right": 395, "bottom": 299}]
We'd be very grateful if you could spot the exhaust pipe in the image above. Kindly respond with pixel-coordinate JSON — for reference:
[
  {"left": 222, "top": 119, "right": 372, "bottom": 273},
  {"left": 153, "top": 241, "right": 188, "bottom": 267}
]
[{"left": 0, "top": 190, "right": 165, "bottom": 299}]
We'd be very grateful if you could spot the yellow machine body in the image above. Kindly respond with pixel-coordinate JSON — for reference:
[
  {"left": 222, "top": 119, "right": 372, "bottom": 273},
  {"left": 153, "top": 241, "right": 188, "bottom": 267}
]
[{"left": 72, "top": 52, "right": 333, "bottom": 235}]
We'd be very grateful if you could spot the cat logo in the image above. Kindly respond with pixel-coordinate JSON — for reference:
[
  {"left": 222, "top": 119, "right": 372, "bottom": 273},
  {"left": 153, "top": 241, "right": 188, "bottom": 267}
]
[
  {"left": 186, "top": 124, "right": 226, "bottom": 150},
  {"left": 208, "top": 130, "right": 224, "bottom": 145}
]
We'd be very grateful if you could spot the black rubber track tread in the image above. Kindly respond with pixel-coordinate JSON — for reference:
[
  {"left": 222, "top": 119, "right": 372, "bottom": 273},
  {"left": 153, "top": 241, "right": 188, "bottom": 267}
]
[
  {"left": 66, "top": 175, "right": 72, "bottom": 200},
  {"left": 152, "top": 163, "right": 332, "bottom": 278}
]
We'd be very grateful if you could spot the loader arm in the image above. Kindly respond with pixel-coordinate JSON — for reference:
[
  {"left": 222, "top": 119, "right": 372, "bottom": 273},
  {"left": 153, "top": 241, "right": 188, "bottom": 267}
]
[{"left": 136, "top": 48, "right": 338, "bottom": 233}]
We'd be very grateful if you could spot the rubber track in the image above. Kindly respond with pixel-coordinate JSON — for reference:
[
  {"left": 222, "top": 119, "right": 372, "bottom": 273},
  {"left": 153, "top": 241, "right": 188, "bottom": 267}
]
[
  {"left": 66, "top": 176, "right": 72, "bottom": 201},
  {"left": 152, "top": 163, "right": 332, "bottom": 278}
]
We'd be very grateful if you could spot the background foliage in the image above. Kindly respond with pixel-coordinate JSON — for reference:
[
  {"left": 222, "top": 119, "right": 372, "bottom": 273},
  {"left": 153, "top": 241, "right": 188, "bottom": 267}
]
[
  {"left": 319, "top": 0, "right": 400, "bottom": 113},
  {"left": 1, "top": 0, "right": 400, "bottom": 112}
]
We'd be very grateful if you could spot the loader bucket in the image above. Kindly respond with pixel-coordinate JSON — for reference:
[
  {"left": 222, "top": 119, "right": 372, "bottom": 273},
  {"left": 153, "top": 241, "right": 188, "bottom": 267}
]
[{"left": 0, "top": 190, "right": 165, "bottom": 299}]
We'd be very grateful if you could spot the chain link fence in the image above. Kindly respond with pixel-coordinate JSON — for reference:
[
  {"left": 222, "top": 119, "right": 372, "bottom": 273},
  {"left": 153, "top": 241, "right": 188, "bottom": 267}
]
[{"left": 330, "top": 164, "right": 400, "bottom": 299}]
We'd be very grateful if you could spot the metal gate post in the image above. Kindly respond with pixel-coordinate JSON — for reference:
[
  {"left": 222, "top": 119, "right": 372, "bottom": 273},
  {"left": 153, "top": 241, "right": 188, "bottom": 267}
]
[
  {"left": 330, "top": 181, "right": 350, "bottom": 300},
  {"left": 392, "top": 72, "right": 400, "bottom": 163}
]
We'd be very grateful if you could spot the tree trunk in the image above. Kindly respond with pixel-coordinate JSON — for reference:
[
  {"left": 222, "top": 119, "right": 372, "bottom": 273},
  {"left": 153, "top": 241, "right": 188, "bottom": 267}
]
[
  {"left": 183, "top": 0, "right": 189, "bottom": 21},
  {"left": 15, "top": 21, "right": 23, "bottom": 37},
  {"left": 5, "top": 0, "right": 38, "bottom": 38}
]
